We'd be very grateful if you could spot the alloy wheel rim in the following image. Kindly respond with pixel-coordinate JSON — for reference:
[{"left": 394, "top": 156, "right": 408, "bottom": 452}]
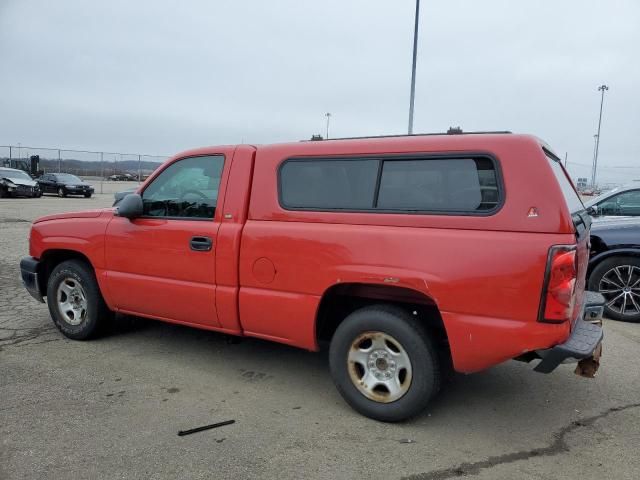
[
  {"left": 56, "top": 278, "right": 88, "bottom": 325},
  {"left": 599, "top": 265, "right": 640, "bottom": 316},
  {"left": 347, "top": 331, "right": 412, "bottom": 403}
]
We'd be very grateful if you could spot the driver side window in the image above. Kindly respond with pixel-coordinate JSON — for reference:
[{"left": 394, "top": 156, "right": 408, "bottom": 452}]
[
  {"left": 599, "top": 190, "right": 640, "bottom": 216},
  {"left": 141, "top": 155, "right": 224, "bottom": 219}
]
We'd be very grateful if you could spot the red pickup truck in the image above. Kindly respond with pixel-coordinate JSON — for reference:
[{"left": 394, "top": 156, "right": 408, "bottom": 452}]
[{"left": 21, "top": 132, "right": 604, "bottom": 421}]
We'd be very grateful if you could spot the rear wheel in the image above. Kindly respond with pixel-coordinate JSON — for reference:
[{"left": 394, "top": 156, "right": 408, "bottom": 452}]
[
  {"left": 57, "top": 187, "right": 66, "bottom": 197},
  {"left": 589, "top": 256, "right": 640, "bottom": 322},
  {"left": 46, "top": 259, "right": 113, "bottom": 339},
  {"left": 329, "top": 304, "right": 440, "bottom": 422}
]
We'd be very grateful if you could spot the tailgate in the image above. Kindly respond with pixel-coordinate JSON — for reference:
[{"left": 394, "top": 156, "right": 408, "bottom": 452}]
[
  {"left": 544, "top": 150, "right": 590, "bottom": 327},
  {"left": 572, "top": 212, "right": 591, "bottom": 326}
]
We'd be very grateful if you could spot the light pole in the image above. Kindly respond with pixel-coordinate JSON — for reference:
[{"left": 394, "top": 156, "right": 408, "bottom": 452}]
[
  {"left": 325, "top": 112, "right": 331, "bottom": 139},
  {"left": 590, "top": 134, "right": 598, "bottom": 186},
  {"left": 408, "top": 0, "right": 420, "bottom": 134},
  {"left": 592, "top": 84, "right": 609, "bottom": 187}
]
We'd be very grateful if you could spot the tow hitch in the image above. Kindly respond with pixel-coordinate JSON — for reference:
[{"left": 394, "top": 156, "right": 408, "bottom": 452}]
[
  {"left": 574, "top": 316, "right": 603, "bottom": 378},
  {"left": 574, "top": 342, "right": 602, "bottom": 378},
  {"left": 534, "top": 292, "right": 605, "bottom": 376}
]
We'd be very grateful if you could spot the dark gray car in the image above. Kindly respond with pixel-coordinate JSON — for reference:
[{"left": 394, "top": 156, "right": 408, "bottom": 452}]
[{"left": 588, "top": 216, "right": 640, "bottom": 322}]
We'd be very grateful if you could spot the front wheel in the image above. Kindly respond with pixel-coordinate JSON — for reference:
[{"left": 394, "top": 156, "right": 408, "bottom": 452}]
[
  {"left": 57, "top": 187, "right": 66, "bottom": 197},
  {"left": 46, "top": 259, "right": 113, "bottom": 339},
  {"left": 329, "top": 305, "right": 440, "bottom": 422},
  {"left": 84, "top": 193, "right": 92, "bottom": 198},
  {"left": 589, "top": 256, "right": 640, "bottom": 322}
]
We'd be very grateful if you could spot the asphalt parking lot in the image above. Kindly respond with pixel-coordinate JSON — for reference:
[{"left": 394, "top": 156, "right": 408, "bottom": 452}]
[{"left": 1, "top": 189, "right": 639, "bottom": 480}]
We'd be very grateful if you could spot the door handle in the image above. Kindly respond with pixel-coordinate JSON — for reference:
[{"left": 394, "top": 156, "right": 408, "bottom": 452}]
[{"left": 190, "top": 236, "right": 213, "bottom": 252}]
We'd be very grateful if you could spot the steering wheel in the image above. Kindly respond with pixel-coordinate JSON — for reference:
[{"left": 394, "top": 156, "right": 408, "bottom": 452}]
[{"left": 179, "top": 189, "right": 208, "bottom": 201}]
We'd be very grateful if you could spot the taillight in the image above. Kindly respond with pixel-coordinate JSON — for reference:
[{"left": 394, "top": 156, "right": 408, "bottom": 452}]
[{"left": 539, "top": 245, "right": 577, "bottom": 323}]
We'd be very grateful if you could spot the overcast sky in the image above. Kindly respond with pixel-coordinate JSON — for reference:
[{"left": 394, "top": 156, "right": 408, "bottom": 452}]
[{"left": 1, "top": 0, "right": 639, "bottom": 183}]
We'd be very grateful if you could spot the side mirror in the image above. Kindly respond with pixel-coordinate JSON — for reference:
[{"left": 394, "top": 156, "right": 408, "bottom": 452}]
[
  {"left": 116, "top": 193, "right": 143, "bottom": 219},
  {"left": 587, "top": 205, "right": 599, "bottom": 216}
]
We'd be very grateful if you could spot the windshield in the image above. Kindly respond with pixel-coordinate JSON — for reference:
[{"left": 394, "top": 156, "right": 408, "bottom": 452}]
[
  {"left": 545, "top": 152, "right": 585, "bottom": 214},
  {"left": 0, "top": 169, "right": 32, "bottom": 180},
  {"left": 57, "top": 174, "right": 82, "bottom": 183}
]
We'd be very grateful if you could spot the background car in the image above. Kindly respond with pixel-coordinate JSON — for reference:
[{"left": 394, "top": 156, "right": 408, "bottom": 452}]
[
  {"left": 37, "top": 173, "right": 95, "bottom": 198},
  {"left": 588, "top": 217, "right": 640, "bottom": 322},
  {"left": 0, "top": 167, "right": 41, "bottom": 198},
  {"left": 585, "top": 184, "right": 640, "bottom": 218},
  {"left": 108, "top": 173, "right": 137, "bottom": 181}
]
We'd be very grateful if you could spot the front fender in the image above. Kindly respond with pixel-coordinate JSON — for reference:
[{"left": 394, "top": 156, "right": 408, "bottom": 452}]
[{"left": 30, "top": 214, "right": 112, "bottom": 268}]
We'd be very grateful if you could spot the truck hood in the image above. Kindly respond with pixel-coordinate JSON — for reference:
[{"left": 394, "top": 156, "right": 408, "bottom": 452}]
[
  {"left": 33, "top": 209, "right": 112, "bottom": 224},
  {"left": 1, "top": 176, "right": 37, "bottom": 187}
]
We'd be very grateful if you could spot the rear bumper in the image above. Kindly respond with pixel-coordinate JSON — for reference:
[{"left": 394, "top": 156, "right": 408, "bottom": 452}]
[
  {"left": 20, "top": 256, "right": 45, "bottom": 303},
  {"left": 533, "top": 291, "right": 604, "bottom": 374}
]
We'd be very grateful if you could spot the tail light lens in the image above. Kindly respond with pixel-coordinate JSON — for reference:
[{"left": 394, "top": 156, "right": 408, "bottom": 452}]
[{"left": 539, "top": 246, "right": 577, "bottom": 323}]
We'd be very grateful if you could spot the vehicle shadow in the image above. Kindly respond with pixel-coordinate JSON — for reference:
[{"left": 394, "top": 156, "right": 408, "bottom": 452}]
[
  {"left": 102, "top": 313, "right": 329, "bottom": 375},
  {"left": 98, "top": 313, "right": 603, "bottom": 428}
]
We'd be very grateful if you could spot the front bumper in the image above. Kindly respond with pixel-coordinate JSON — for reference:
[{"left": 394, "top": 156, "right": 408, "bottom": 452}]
[
  {"left": 20, "top": 256, "right": 45, "bottom": 303},
  {"left": 533, "top": 291, "right": 604, "bottom": 374},
  {"left": 9, "top": 185, "right": 39, "bottom": 197},
  {"left": 66, "top": 186, "right": 94, "bottom": 194}
]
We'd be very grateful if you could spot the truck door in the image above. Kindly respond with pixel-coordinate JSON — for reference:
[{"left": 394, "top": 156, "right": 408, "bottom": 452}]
[{"left": 104, "top": 149, "right": 234, "bottom": 327}]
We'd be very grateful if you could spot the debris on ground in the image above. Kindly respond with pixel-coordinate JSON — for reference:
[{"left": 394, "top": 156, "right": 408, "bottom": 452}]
[{"left": 178, "top": 419, "right": 235, "bottom": 437}]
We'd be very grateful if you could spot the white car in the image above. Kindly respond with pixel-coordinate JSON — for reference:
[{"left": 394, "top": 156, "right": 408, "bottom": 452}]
[{"left": 0, "top": 167, "right": 41, "bottom": 198}]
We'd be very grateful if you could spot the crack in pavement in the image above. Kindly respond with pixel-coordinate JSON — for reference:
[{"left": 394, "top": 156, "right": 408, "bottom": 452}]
[
  {"left": 402, "top": 403, "right": 640, "bottom": 480},
  {"left": 0, "top": 324, "right": 59, "bottom": 352}
]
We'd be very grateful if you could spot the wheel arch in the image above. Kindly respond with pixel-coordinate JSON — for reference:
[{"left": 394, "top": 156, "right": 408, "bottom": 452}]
[
  {"left": 315, "top": 282, "right": 451, "bottom": 366},
  {"left": 588, "top": 248, "right": 640, "bottom": 277},
  {"left": 37, "top": 249, "right": 95, "bottom": 295}
]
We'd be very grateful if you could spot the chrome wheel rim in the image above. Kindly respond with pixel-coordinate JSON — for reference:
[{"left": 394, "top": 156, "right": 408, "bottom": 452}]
[
  {"left": 599, "top": 265, "right": 640, "bottom": 317},
  {"left": 347, "top": 331, "right": 412, "bottom": 403},
  {"left": 56, "top": 278, "right": 88, "bottom": 325}
]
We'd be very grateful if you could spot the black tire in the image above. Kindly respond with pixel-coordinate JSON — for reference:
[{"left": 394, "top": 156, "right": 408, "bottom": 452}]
[
  {"left": 46, "top": 259, "right": 113, "bottom": 339},
  {"left": 0, "top": 187, "right": 7, "bottom": 198},
  {"left": 57, "top": 187, "right": 66, "bottom": 198},
  {"left": 84, "top": 193, "right": 92, "bottom": 198},
  {"left": 588, "top": 256, "right": 640, "bottom": 322},
  {"left": 329, "top": 304, "right": 441, "bottom": 422}
]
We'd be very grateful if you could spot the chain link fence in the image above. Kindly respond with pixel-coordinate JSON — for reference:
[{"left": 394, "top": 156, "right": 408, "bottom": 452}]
[
  {"left": 0, "top": 145, "right": 169, "bottom": 194},
  {"left": 0, "top": 145, "right": 167, "bottom": 178}
]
